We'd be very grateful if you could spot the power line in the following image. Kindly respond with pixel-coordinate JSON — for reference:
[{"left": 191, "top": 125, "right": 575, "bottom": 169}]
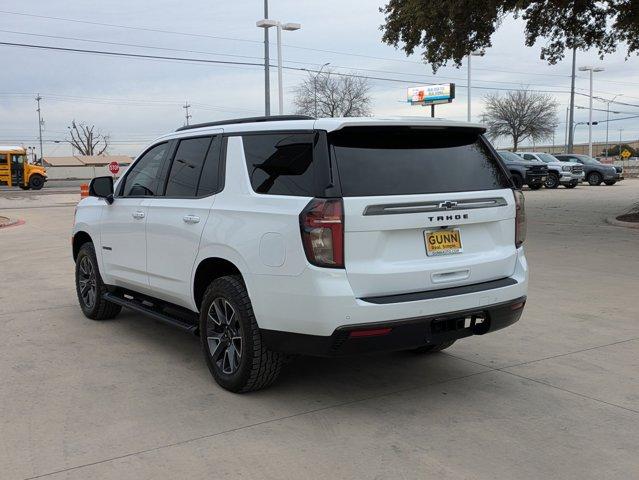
[
  {"left": 5, "top": 10, "right": 639, "bottom": 94},
  {"left": 0, "top": 40, "right": 591, "bottom": 96},
  {"left": 0, "top": 29, "right": 581, "bottom": 90},
  {"left": 0, "top": 10, "right": 261, "bottom": 44},
  {"left": 0, "top": 9, "right": 588, "bottom": 81}
]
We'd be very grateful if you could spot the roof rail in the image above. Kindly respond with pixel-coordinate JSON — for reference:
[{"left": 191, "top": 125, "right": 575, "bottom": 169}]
[{"left": 175, "top": 115, "right": 315, "bottom": 132}]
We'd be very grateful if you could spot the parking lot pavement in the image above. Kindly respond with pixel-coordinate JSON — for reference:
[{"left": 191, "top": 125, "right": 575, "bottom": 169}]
[{"left": 1, "top": 181, "right": 638, "bottom": 480}]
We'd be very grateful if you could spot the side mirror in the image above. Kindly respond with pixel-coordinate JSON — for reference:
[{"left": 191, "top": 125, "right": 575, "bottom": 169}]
[{"left": 89, "top": 176, "right": 114, "bottom": 204}]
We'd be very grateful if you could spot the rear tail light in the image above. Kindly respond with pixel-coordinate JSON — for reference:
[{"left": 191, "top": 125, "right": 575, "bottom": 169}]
[
  {"left": 299, "top": 198, "right": 344, "bottom": 268},
  {"left": 514, "top": 190, "right": 526, "bottom": 248}
]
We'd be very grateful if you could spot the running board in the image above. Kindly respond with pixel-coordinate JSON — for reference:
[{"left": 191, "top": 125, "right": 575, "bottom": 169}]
[{"left": 103, "top": 292, "right": 198, "bottom": 334}]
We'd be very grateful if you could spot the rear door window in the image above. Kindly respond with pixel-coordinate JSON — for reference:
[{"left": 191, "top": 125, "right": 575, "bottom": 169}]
[
  {"left": 243, "top": 133, "right": 317, "bottom": 196},
  {"left": 329, "top": 127, "right": 510, "bottom": 197},
  {"left": 165, "top": 136, "right": 212, "bottom": 197},
  {"left": 196, "top": 136, "right": 223, "bottom": 196}
]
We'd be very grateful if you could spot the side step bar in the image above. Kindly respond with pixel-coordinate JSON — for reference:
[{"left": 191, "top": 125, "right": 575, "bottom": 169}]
[{"left": 103, "top": 292, "right": 198, "bottom": 334}]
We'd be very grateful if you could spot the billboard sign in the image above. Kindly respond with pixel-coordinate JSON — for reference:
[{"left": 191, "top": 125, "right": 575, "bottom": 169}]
[{"left": 407, "top": 83, "right": 455, "bottom": 105}]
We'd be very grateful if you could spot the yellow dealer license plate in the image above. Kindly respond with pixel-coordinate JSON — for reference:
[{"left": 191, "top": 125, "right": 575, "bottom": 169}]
[{"left": 425, "top": 229, "right": 463, "bottom": 256}]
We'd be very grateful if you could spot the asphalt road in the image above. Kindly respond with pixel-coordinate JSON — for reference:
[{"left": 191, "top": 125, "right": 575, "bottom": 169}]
[{"left": 1, "top": 182, "right": 638, "bottom": 479}]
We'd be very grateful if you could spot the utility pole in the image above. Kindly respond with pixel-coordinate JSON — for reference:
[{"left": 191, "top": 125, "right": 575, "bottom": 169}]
[
  {"left": 263, "top": 0, "right": 270, "bottom": 116},
  {"left": 183, "top": 101, "right": 192, "bottom": 126},
  {"left": 567, "top": 47, "right": 576, "bottom": 153},
  {"left": 605, "top": 95, "right": 621, "bottom": 159},
  {"left": 467, "top": 54, "right": 471, "bottom": 122},
  {"left": 35, "top": 94, "right": 44, "bottom": 164}
]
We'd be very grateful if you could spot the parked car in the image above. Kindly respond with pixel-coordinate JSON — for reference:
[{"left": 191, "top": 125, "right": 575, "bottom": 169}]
[
  {"left": 554, "top": 154, "right": 623, "bottom": 186},
  {"left": 497, "top": 151, "right": 548, "bottom": 190},
  {"left": 517, "top": 152, "right": 584, "bottom": 189},
  {"left": 72, "top": 116, "right": 528, "bottom": 392}
]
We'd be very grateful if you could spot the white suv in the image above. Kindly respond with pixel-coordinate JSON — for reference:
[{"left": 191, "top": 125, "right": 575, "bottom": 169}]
[{"left": 73, "top": 116, "right": 528, "bottom": 392}]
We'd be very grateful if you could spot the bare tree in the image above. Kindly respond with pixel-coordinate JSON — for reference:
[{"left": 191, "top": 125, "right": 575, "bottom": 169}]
[
  {"left": 294, "top": 69, "right": 372, "bottom": 117},
  {"left": 481, "top": 90, "right": 558, "bottom": 151},
  {"left": 67, "top": 120, "right": 110, "bottom": 156}
]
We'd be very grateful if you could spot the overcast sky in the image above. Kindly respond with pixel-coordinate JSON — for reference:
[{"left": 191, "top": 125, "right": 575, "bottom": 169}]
[{"left": 1, "top": 1, "right": 638, "bottom": 156}]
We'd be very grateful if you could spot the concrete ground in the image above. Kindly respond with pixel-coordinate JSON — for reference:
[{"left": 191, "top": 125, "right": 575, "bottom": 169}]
[{"left": 1, "top": 181, "right": 638, "bottom": 480}]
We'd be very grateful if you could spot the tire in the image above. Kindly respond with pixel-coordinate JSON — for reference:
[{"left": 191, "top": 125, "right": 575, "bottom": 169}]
[
  {"left": 587, "top": 172, "right": 602, "bottom": 186},
  {"left": 544, "top": 173, "right": 559, "bottom": 189},
  {"left": 29, "top": 174, "right": 45, "bottom": 190},
  {"left": 565, "top": 182, "right": 577, "bottom": 189},
  {"left": 604, "top": 180, "right": 616, "bottom": 186},
  {"left": 412, "top": 340, "right": 456, "bottom": 354},
  {"left": 200, "top": 275, "right": 285, "bottom": 393},
  {"left": 511, "top": 174, "right": 524, "bottom": 189},
  {"left": 75, "top": 242, "right": 122, "bottom": 320},
  {"left": 528, "top": 183, "right": 543, "bottom": 190}
]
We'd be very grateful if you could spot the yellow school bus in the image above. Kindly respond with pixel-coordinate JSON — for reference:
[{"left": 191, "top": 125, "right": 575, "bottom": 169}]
[{"left": 0, "top": 146, "right": 47, "bottom": 190}]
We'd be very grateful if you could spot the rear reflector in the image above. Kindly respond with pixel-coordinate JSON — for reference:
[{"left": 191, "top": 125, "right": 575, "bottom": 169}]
[
  {"left": 510, "top": 301, "right": 526, "bottom": 310},
  {"left": 349, "top": 327, "right": 392, "bottom": 338}
]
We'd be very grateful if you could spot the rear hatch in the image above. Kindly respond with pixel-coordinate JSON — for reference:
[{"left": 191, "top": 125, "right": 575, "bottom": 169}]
[{"left": 329, "top": 126, "right": 517, "bottom": 299}]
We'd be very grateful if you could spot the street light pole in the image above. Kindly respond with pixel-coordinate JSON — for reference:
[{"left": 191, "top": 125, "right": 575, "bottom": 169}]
[
  {"left": 257, "top": 19, "right": 301, "bottom": 116},
  {"left": 578, "top": 65, "right": 604, "bottom": 158},
  {"left": 276, "top": 23, "right": 284, "bottom": 115},
  {"left": 467, "top": 51, "right": 482, "bottom": 122},
  {"left": 567, "top": 47, "right": 577, "bottom": 153},
  {"left": 263, "top": 0, "right": 270, "bottom": 116}
]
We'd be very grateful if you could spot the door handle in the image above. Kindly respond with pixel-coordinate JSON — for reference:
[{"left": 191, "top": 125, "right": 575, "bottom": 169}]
[
  {"left": 132, "top": 211, "right": 146, "bottom": 219},
  {"left": 183, "top": 214, "right": 200, "bottom": 224}
]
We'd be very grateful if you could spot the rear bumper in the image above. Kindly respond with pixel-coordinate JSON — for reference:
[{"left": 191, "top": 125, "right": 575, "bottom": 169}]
[
  {"left": 262, "top": 297, "right": 525, "bottom": 356},
  {"left": 249, "top": 248, "right": 528, "bottom": 338}
]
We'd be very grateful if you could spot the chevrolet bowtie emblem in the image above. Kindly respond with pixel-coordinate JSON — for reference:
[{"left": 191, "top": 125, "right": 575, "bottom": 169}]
[{"left": 438, "top": 201, "right": 458, "bottom": 209}]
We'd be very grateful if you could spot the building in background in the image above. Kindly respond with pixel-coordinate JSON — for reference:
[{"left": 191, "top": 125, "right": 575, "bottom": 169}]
[{"left": 43, "top": 155, "right": 131, "bottom": 180}]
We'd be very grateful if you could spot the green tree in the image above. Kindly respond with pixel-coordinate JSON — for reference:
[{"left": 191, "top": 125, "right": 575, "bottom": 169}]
[{"left": 380, "top": 0, "right": 638, "bottom": 72}]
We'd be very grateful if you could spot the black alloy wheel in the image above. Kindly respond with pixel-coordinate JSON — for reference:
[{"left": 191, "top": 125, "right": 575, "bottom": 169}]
[
  {"left": 206, "top": 297, "right": 243, "bottom": 375},
  {"left": 544, "top": 173, "right": 559, "bottom": 189},
  {"left": 78, "top": 255, "right": 97, "bottom": 309},
  {"left": 588, "top": 172, "right": 602, "bottom": 186}
]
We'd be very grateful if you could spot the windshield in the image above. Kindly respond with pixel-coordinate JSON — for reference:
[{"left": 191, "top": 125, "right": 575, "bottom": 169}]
[
  {"left": 498, "top": 151, "right": 524, "bottom": 162},
  {"left": 537, "top": 153, "right": 558, "bottom": 163},
  {"left": 574, "top": 155, "right": 600, "bottom": 165}
]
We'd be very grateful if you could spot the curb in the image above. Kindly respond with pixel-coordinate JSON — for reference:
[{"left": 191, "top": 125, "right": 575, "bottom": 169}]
[{"left": 606, "top": 216, "right": 639, "bottom": 229}]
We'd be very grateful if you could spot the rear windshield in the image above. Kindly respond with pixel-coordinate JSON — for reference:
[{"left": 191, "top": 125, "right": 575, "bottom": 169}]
[{"left": 329, "top": 127, "right": 510, "bottom": 197}]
